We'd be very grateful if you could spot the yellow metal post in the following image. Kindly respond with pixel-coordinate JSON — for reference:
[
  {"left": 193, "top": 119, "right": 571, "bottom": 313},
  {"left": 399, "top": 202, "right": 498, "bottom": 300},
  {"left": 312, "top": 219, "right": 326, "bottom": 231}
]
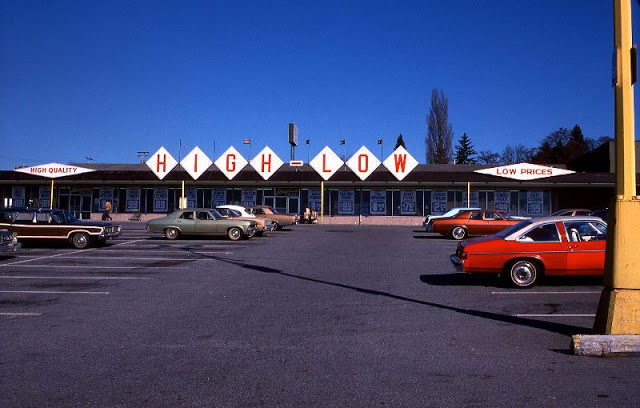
[
  {"left": 467, "top": 182, "right": 471, "bottom": 207},
  {"left": 181, "top": 180, "right": 185, "bottom": 209},
  {"left": 320, "top": 181, "right": 324, "bottom": 225},
  {"left": 50, "top": 180, "right": 54, "bottom": 210},
  {"left": 593, "top": 0, "right": 640, "bottom": 335}
]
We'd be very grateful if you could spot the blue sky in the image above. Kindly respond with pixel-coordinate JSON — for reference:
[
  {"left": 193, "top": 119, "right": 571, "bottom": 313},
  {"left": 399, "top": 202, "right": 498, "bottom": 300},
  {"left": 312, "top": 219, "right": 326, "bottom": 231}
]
[{"left": 1, "top": 1, "right": 638, "bottom": 169}]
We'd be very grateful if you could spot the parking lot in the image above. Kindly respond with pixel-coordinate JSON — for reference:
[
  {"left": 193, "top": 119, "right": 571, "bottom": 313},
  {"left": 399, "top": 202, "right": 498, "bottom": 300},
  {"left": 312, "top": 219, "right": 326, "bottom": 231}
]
[{"left": 1, "top": 223, "right": 639, "bottom": 407}]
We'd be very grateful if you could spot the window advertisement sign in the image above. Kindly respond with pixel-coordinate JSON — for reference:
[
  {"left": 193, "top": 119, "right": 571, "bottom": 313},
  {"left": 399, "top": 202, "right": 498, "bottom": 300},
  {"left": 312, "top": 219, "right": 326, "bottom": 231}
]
[
  {"left": 462, "top": 191, "right": 480, "bottom": 208},
  {"left": 12, "top": 186, "right": 25, "bottom": 208},
  {"left": 153, "top": 188, "right": 169, "bottom": 212},
  {"left": 495, "top": 191, "right": 511, "bottom": 213},
  {"left": 308, "top": 190, "right": 321, "bottom": 211},
  {"left": 211, "top": 189, "right": 226, "bottom": 207},
  {"left": 527, "top": 191, "right": 544, "bottom": 216},
  {"left": 241, "top": 190, "right": 257, "bottom": 207},
  {"left": 430, "top": 191, "right": 447, "bottom": 215},
  {"left": 401, "top": 191, "right": 416, "bottom": 215},
  {"left": 370, "top": 190, "right": 386, "bottom": 215},
  {"left": 39, "top": 187, "right": 51, "bottom": 208},
  {"left": 338, "top": 190, "right": 355, "bottom": 215},
  {"left": 99, "top": 188, "right": 114, "bottom": 211},
  {"left": 186, "top": 188, "right": 197, "bottom": 208},
  {"left": 126, "top": 188, "right": 141, "bottom": 212}
]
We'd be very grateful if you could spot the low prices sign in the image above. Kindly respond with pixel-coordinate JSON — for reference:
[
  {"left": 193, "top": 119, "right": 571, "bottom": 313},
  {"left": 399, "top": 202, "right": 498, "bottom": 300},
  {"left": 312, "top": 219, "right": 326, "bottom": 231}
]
[
  {"left": 474, "top": 163, "right": 574, "bottom": 180},
  {"left": 14, "top": 163, "right": 95, "bottom": 179}
]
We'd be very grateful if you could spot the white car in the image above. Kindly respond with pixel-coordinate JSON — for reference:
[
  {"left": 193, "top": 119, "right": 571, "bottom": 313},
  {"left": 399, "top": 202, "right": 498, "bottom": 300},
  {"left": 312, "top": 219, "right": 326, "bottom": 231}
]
[
  {"left": 424, "top": 207, "right": 481, "bottom": 231},
  {"left": 216, "top": 205, "right": 275, "bottom": 233}
]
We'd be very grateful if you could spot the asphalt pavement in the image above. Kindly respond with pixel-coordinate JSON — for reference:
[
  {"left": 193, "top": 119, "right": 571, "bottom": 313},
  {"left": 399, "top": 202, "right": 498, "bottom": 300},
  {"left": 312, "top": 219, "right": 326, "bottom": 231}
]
[{"left": 1, "top": 222, "right": 639, "bottom": 407}]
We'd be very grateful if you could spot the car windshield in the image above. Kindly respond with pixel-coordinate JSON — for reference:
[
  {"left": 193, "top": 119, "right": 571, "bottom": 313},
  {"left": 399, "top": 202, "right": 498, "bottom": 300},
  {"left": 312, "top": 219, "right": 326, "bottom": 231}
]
[
  {"left": 51, "top": 210, "right": 77, "bottom": 223},
  {"left": 495, "top": 220, "right": 533, "bottom": 238}
]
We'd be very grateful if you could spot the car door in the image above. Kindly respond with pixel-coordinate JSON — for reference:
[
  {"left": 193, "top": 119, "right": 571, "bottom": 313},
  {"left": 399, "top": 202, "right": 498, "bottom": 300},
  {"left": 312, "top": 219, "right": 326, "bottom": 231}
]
[
  {"left": 515, "top": 222, "right": 567, "bottom": 274},
  {"left": 464, "top": 211, "right": 485, "bottom": 235},
  {"left": 483, "top": 211, "right": 507, "bottom": 234},
  {"left": 194, "top": 210, "right": 220, "bottom": 235},
  {"left": 176, "top": 211, "right": 196, "bottom": 234},
  {"left": 563, "top": 220, "right": 607, "bottom": 275}
]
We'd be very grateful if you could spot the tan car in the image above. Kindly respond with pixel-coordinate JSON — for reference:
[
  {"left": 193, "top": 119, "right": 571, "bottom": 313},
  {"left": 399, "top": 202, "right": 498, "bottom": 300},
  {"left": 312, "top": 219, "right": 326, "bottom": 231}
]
[
  {"left": 216, "top": 205, "right": 274, "bottom": 236},
  {"left": 246, "top": 205, "right": 299, "bottom": 230}
]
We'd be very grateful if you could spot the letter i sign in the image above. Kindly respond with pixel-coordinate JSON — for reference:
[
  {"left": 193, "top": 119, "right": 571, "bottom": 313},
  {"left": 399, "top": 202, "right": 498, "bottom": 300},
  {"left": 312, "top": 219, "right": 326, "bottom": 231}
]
[
  {"left": 181, "top": 146, "right": 213, "bottom": 180},
  {"left": 147, "top": 146, "right": 178, "bottom": 180}
]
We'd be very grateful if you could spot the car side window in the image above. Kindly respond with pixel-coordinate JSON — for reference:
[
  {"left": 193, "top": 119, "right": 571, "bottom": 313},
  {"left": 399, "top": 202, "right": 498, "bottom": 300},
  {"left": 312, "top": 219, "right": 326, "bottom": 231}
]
[
  {"left": 470, "top": 212, "right": 483, "bottom": 220},
  {"left": 564, "top": 221, "right": 607, "bottom": 242},
  {"left": 196, "top": 211, "right": 211, "bottom": 220},
  {"left": 519, "top": 223, "right": 560, "bottom": 242},
  {"left": 255, "top": 209, "right": 265, "bottom": 215},
  {"left": 180, "top": 212, "right": 194, "bottom": 220}
]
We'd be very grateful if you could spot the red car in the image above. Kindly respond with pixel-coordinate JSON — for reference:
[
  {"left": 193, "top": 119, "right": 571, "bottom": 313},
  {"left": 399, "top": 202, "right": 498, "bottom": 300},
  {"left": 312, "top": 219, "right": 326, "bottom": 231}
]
[
  {"left": 450, "top": 216, "right": 607, "bottom": 288},
  {"left": 431, "top": 209, "right": 521, "bottom": 240}
]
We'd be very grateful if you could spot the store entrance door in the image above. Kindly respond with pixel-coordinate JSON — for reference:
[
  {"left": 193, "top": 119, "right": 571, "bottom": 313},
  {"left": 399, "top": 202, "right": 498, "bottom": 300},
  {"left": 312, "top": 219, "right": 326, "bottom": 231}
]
[
  {"left": 68, "top": 194, "right": 92, "bottom": 219},
  {"left": 263, "top": 188, "right": 300, "bottom": 214}
]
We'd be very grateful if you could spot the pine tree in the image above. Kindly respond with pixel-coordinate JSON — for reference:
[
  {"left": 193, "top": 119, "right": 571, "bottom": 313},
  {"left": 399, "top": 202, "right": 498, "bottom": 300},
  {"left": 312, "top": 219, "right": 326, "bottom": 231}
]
[
  {"left": 394, "top": 134, "right": 406, "bottom": 150},
  {"left": 454, "top": 133, "right": 477, "bottom": 164}
]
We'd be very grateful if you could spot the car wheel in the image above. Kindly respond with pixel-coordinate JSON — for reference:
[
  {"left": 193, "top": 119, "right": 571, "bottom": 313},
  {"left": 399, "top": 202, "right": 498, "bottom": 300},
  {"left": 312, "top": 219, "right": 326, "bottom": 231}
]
[
  {"left": 164, "top": 227, "right": 180, "bottom": 240},
  {"left": 227, "top": 227, "right": 243, "bottom": 241},
  {"left": 450, "top": 226, "right": 467, "bottom": 240},
  {"left": 71, "top": 232, "right": 90, "bottom": 249},
  {"left": 272, "top": 221, "right": 280, "bottom": 231},
  {"left": 507, "top": 260, "right": 540, "bottom": 289}
]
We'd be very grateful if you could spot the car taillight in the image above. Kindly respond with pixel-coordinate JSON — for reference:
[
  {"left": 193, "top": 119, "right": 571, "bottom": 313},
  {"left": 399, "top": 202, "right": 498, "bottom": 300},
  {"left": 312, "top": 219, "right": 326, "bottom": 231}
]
[{"left": 459, "top": 250, "right": 467, "bottom": 260}]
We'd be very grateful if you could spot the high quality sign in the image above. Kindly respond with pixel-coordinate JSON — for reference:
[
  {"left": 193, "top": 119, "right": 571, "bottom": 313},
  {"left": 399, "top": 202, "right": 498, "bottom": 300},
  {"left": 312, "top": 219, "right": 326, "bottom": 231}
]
[{"left": 14, "top": 163, "right": 95, "bottom": 178}]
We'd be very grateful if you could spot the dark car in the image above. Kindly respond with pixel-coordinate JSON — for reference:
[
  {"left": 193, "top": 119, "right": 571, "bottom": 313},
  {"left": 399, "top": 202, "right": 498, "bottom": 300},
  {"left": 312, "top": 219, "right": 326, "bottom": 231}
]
[
  {"left": 551, "top": 208, "right": 592, "bottom": 217},
  {"left": 0, "top": 229, "right": 20, "bottom": 253},
  {"left": 0, "top": 208, "right": 121, "bottom": 249}
]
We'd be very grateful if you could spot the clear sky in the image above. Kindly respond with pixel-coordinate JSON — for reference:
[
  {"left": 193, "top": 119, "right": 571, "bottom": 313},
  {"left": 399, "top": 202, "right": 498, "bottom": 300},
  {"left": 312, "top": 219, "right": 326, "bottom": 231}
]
[{"left": 1, "top": 1, "right": 639, "bottom": 169}]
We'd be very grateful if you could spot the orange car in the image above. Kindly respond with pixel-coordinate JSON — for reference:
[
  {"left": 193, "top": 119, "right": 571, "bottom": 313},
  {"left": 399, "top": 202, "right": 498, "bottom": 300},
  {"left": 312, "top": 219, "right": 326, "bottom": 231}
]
[
  {"left": 431, "top": 209, "right": 521, "bottom": 240},
  {"left": 450, "top": 216, "right": 607, "bottom": 288}
]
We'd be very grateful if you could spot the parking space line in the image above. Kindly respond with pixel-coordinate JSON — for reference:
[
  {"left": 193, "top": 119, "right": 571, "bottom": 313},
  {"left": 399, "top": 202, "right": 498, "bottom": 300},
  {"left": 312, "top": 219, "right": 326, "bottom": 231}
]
[
  {"left": 57, "top": 256, "right": 229, "bottom": 261},
  {"left": 491, "top": 291, "right": 600, "bottom": 295},
  {"left": 0, "top": 276, "right": 150, "bottom": 280},
  {"left": 0, "top": 312, "right": 43, "bottom": 317},
  {"left": 5, "top": 265, "right": 190, "bottom": 270},
  {"left": 514, "top": 313, "right": 595, "bottom": 317},
  {"left": 0, "top": 290, "right": 110, "bottom": 295}
]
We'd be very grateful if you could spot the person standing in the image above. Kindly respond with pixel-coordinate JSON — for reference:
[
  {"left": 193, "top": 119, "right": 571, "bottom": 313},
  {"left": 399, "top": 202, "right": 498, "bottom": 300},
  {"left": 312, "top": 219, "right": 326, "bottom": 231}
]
[{"left": 104, "top": 200, "right": 112, "bottom": 221}]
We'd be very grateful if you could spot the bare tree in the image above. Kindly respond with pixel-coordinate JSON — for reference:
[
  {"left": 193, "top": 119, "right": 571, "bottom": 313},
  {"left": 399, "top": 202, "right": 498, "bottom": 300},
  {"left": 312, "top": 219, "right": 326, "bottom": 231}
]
[{"left": 425, "top": 89, "right": 453, "bottom": 163}]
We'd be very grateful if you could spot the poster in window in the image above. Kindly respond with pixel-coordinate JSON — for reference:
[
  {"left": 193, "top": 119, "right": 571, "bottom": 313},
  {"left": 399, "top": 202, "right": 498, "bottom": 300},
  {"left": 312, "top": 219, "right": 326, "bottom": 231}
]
[
  {"left": 241, "top": 190, "right": 257, "bottom": 207},
  {"left": 186, "top": 188, "right": 198, "bottom": 208},
  {"left": 527, "top": 191, "right": 544, "bottom": 216},
  {"left": 338, "top": 190, "right": 354, "bottom": 215},
  {"left": 462, "top": 191, "right": 480, "bottom": 208},
  {"left": 39, "top": 187, "right": 51, "bottom": 208},
  {"left": 430, "top": 191, "right": 447, "bottom": 215},
  {"left": 401, "top": 191, "right": 416, "bottom": 214},
  {"left": 308, "top": 190, "right": 321, "bottom": 211},
  {"left": 126, "top": 188, "right": 141, "bottom": 212},
  {"left": 99, "top": 188, "right": 114, "bottom": 211},
  {"left": 211, "top": 189, "right": 226, "bottom": 207},
  {"left": 12, "top": 186, "right": 25, "bottom": 208},
  {"left": 370, "top": 190, "right": 386, "bottom": 215},
  {"left": 153, "top": 188, "right": 169, "bottom": 212},
  {"left": 495, "top": 191, "right": 511, "bottom": 213}
]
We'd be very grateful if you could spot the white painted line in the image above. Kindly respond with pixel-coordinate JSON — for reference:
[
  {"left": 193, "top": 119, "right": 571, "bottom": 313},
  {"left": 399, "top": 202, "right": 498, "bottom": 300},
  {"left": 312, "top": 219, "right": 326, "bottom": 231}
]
[
  {"left": 57, "top": 256, "right": 227, "bottom": 261},
  {"left": 0, "top": 276, "right": 150, "bottom": 280},
  {"left": 514, "top": 314, "right": 596, "bottom": 318},
  {"left": 0, "top": 290, "right": 109, "bottom": 295},
  {"left": 0, "top": 312, "right": 42, "bottom": 317},
  {"left": 5, "top": 265, "right": 190, "bottom": 270},
  {"left": 492, "top": 291, "right": 601, "bottom": 295}
]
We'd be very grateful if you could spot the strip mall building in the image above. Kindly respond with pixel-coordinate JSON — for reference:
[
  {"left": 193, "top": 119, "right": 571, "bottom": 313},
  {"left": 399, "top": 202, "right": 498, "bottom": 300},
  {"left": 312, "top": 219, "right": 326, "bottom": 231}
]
[{"left": 0, "top": 142, "right": 631, "bottom": 224}]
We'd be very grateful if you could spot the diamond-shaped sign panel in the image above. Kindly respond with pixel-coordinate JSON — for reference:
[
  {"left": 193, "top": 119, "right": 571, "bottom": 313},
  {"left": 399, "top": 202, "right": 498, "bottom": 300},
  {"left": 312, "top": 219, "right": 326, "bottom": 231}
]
[
  {"left": 180, "top": 146, "right": 213, "bottom": 180},
  {"left": 346, "top": 146, "right": 381, "bottom": 181},
  {"left": 383, "top": 146, "right": 419, "bottom": 181},
  {"left": 146, "top": 146, "right": 178, "bottom": 180},
  {"left": 309, "top": 146, "right": 343, "bottom": 181},
  {"left": 214, "top": 146, "right": 248, "bottom": 180},
  {"left": 250, "top": 146, "right": 284, "bottom": 180},
  {"left": 14, "top": 162, "right": 95, "bottom": 179},
  {"left": 474, "top": 162, "right": 575, "bottom": 180}
]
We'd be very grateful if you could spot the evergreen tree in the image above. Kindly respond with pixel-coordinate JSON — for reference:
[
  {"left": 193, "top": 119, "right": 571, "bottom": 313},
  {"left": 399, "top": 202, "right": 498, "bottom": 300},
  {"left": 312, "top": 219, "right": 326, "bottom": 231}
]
[
  {"left": 454, "top": 133, "right": 477, "bottom": 164},
  {"left": 394, "top": 134, "right": 406, "bottom": 150}
]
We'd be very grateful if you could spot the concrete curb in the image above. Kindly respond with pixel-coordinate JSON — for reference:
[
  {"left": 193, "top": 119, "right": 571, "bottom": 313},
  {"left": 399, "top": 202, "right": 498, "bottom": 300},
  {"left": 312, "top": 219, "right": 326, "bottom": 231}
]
[{"left": 571, "top": 335, "right": 640, "bottom": 357}]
